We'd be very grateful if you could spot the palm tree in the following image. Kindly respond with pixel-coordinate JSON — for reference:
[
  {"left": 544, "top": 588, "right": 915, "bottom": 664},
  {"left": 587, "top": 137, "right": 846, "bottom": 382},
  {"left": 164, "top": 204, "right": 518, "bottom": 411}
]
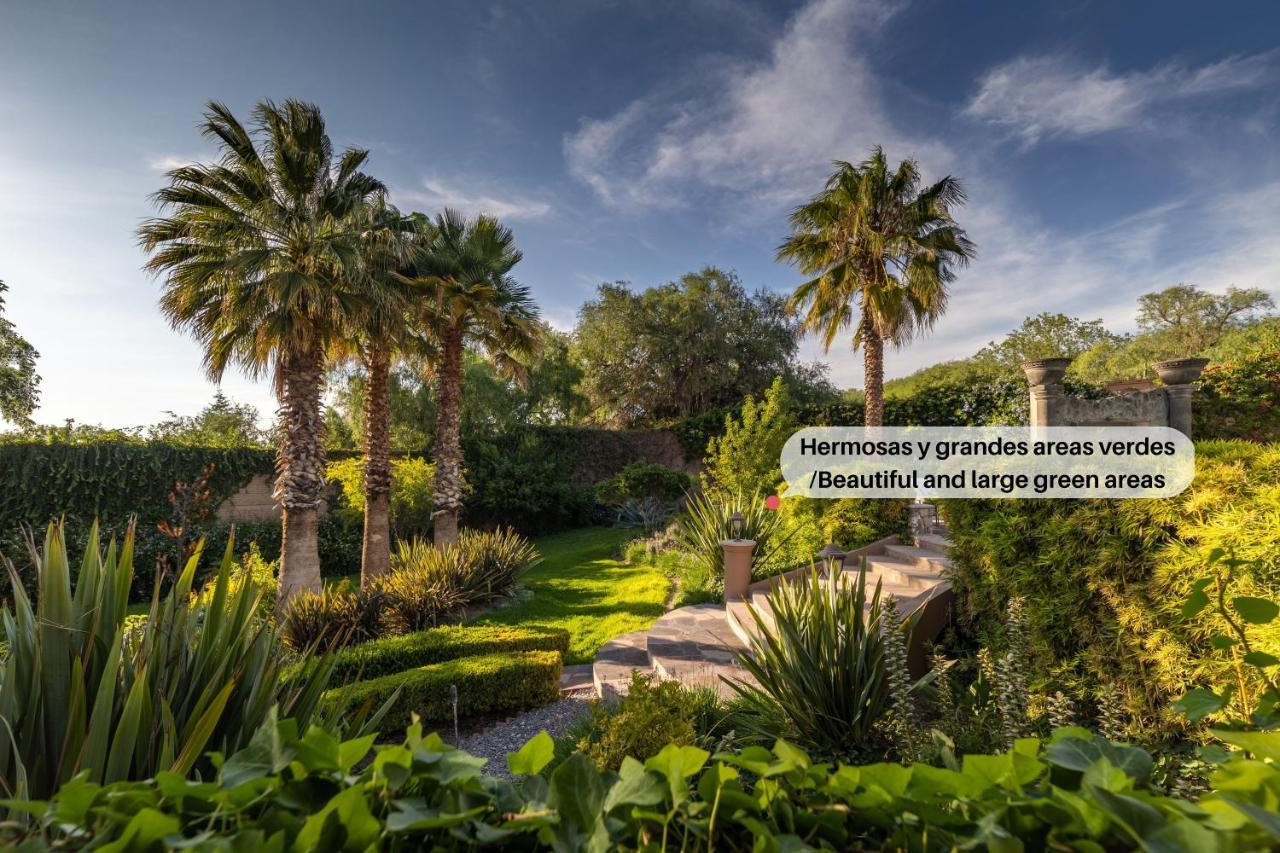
[
  {"left": 777, "top": 148, "right": 974, "bottom": 426},
  {"left": 396, "top": 211, "right": 542, "bottom": 546},
  {"left": 336, "top": 202, "right": 420, "bottom": 585},
  {"left": 139, "top": 99, "right": 387, "bottom": 607}
]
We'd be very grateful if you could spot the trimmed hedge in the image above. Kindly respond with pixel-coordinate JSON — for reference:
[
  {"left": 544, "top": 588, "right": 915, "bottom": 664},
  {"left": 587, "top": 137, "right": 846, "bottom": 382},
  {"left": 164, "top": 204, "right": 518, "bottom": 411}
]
[
  {"left": 323, "top": 650, "right": 563, "bottom": 730},
  {"left": 303, "top": 624, "right": 570, "bottom": 685}
]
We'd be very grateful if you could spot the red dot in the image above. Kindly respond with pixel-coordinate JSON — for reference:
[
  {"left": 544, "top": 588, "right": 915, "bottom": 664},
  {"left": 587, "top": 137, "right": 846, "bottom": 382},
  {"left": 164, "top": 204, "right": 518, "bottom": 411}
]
[{"left": 765, "top": 495, "right": 781, "bottom": 510}]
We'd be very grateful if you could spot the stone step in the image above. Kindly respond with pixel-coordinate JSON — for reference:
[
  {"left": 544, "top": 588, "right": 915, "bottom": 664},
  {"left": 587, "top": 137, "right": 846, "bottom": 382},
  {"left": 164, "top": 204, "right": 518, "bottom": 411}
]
[
  {"left": 861, "top": 557, "right": 943, "bottom": 590},
  {"left": 882, "top": 543, "right": 952, "bottom": 573},
  {"left": 915, "top": 532, "right": 952, "bottom": 553},
  {"left": 592, "top": 631, "right": 650, "bottom": 700}
]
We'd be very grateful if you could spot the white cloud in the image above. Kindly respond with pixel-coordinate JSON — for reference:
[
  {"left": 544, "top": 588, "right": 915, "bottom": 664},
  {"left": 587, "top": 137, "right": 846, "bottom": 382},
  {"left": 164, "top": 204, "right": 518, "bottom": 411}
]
[
  {"left": 394, "top": 177, "right": 552, "bottom": 220},
  {"left": 964, "top": 52, "right": 1275, "bottom": 144},
  {"left": 564, "top": 0, "right": 950, "bottom": 211}
]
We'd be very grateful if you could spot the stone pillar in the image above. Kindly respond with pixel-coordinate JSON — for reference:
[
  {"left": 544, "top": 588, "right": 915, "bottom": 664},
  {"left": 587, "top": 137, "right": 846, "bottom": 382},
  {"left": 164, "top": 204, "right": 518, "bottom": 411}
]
[
  {"left": 1152, "top": 358, "right": 1208, "bottom": 439},
  {"left": 1020, "top": 358, "right": 1074, "bottom": 428},
  {"left": 722, "top": 540, "right": 756, "bottom": 602}
]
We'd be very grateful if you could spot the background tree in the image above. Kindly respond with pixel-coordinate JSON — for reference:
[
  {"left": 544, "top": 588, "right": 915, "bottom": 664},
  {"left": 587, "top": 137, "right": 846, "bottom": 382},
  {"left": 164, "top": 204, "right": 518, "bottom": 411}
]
[
  {"left": 778, "top": 148, "right": 974, "bottom": 426},
  {"left": 0, "top": 280, "right": 40, "bottom": 427},
  {"left": 574, "top": 267, "right": 830, "bottom": 425},
  {"left": 974, "top": 313, "right": 1116, "bottom": 371},
  {"left": 397, "top": 211, "right": 541, "bottom": 546},
  {"left": 148, "top": 391, "right": 268, "bottom": 447},
  {"left": 1136, "top": 284, "right": 1274, "bottom": 355},
  {"left": 139, "top": 99, "right": 386, "bottom": 607}
]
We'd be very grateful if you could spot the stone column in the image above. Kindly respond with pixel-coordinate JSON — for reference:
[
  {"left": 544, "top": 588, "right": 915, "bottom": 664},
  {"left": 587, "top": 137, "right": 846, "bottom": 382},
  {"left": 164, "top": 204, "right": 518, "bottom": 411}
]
[
  {"left": 1020, "top": 358, "right": 1074, "bottom": 428},
  {"left": 1152, "top": 359, "right": 1209, "bottom": 439},
  {"left": 722, "top": 539, "right": 756, "bottom": 602}
]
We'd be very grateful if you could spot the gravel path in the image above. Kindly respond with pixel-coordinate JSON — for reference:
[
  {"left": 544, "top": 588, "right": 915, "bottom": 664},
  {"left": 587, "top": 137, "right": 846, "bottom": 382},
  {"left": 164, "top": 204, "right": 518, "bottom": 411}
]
[{"left": 458, "top": 689, "right": 595, "bottom": 779}]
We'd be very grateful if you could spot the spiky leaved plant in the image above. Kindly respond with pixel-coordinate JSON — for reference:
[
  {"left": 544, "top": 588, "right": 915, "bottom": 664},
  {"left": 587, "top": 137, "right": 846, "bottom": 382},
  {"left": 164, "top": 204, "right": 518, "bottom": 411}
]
[
  {"left": 930, "top": 650, "right": 957, "bottom": 732},
  {"left": 0, "top": 522, "right": 338, "bottom": 800},
  {"left": 1046, "top": 691, "right": 1077, "bottom": 730},
  {"left": 728, "top": 560, "right": 890, "bottom": 760},
  {"left": 1096, "top": 683, "right": 1130, "bottom": 742},
  {"left": 880, "top": 595, "right": 922, "bottom": 761}
]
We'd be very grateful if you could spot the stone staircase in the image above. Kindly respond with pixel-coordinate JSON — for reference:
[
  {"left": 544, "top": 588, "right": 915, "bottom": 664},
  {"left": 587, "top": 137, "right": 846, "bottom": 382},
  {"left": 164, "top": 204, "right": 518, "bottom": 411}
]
[{"left": 591, "top": 519, "right": 955, "bottom": 698}]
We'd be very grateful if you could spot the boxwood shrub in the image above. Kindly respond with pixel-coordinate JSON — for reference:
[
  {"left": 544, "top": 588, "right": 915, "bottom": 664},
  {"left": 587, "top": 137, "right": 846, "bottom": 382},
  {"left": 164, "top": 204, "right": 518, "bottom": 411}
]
[
  {"left": 302, "top": 624, "right": 570, "bottom": 686},
  {"left": 323, "top": 650, "right": 563, "bottom": 730}
]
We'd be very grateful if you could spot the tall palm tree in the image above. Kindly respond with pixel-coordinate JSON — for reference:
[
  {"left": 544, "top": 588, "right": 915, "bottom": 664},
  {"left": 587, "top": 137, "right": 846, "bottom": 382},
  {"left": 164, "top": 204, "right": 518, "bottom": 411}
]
[
  {"left": 397, "top": 211, "right": 542, "bottom": 546},
  {"left": 139, "top": 99, "right": 387, "bottom": 607},
  {"left": 777, "top": 148, "right": 974, "bottom": 426},
  {"left": 335, "top": 202, "right": 420, "bottom": 585}
]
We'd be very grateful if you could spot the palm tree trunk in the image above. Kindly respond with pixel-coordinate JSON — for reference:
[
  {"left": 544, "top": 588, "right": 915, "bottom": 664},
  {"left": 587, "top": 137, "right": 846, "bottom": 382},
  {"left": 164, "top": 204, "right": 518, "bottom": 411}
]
[
  {"left": 432, "top": 326, "right": 465, "bottom": 547},
  {"left": 862, "top": 302, "right": 885, "bottom": 427},
  {"left": 361, "top": 343, "right": 393, "bottom": 585},
  {"left": 275, "top": 344, "right": 327, "bottom": 608}
]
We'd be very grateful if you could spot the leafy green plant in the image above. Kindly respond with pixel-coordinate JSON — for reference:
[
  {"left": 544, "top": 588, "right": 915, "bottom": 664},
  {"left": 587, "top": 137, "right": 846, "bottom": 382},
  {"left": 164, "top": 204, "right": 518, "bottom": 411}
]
[
  {"left": 573, "top": 673, "right": 720, "bottom": 771},
  {"left": 193, "top": 541, "right": 277, "bottom": 619},
  {"left": 728, "top": 562, "right": 894, "bottom": 760},
  {"left": 1174, "top": 548, "right": 1280, "bottom": 728},
  {"left": 595, "top": 462, "right": 690, "bottom": 506},
  {"left": 8, "top": 719, "right": 1280, "bottom": 850},
  {"left": 323, "top": 650, "right": 562, "bottom": 731},
  {"left": 0, "top": 522, "right": 334, "bottom": 799},
  {"left": 941, "top": 439, "right": 1280, "bottom": 739},
  {"left": 327, "top": 455, "right": 438, "bottom": 540}
]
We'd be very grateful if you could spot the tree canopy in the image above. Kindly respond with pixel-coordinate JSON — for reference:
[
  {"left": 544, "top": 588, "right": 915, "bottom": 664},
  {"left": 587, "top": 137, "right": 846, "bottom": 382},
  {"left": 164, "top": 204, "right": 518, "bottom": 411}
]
[
  {"left": 574, "top": 267, "right": 830, "bottom": 425},
  {"left": 0, "top": 280, "right": 40, "bottom": 427}
]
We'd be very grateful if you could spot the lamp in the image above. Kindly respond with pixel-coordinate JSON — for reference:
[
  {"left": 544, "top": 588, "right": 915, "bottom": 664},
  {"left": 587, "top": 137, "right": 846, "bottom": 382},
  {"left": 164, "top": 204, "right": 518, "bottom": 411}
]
[{"left": 729, "top": 510, "right": 745, "bottom": 540}]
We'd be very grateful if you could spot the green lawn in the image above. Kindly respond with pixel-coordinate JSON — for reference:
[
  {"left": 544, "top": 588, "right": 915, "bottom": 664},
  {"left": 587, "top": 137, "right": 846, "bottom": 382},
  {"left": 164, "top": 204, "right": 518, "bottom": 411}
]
[{"left": 466, "top": 527, "right": 670, "bottom": 665}]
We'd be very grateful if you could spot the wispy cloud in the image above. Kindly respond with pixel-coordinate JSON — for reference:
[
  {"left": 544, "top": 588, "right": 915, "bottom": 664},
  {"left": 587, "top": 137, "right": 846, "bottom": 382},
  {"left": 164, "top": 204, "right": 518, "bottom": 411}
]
[
  {"left": 393, "top": 177, "right": 552, "bottom": 220},
  {"left": 964, "top": 52, "right": 1276, "bottom": 145},
  {"left": 564, "top": 0, "right": 948, "bottom": 212}
]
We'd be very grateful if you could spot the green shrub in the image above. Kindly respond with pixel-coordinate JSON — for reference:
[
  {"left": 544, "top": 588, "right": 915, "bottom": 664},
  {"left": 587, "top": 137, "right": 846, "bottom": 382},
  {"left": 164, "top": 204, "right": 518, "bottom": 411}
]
[
  {"left": 1195, "top": 350, "right": 1280, "bottom": 441},
  {"left": 323, "top": 650, "right": 562, "bottom": 730},
  {"left": 0, "top": 523, "right": 334, "bottom": 798},
  {"left": 314, "top": 624, "right": 570, "bottom": 686},
  {"left": 729, "top": 563, "right": 895, "bottom": 761},
  {"left": 9, "top": 722, "right": 1280, "bottom": 851},
  {"left": 326, "top": 455, "right": 438, "bottom": 540},
  {"left": 389, "top": 528, "right": 539, "bottom": 626},
  {"left": 575, "top": 673, "right": 720, "bottom": 771},
  {"left": 820, "top": 498, "right": 912, "bottom": 549},
  {"left": 941, "top": 439, "right": 1280, "bottom": 739},
  {"left": 193, "top": 542, "right": 276, "bottom": 618},
  {"left": 280, "top": 580, "right": 389, "bottom": 651},
  {"left": 595, "top": 462, "right": 691, "bottom": 505}
]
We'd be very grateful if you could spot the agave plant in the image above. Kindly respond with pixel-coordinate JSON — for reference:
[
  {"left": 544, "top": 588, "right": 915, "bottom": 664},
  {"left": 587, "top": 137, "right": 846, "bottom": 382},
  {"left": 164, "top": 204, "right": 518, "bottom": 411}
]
[
  {"left": 0, "top": 522, "right": 338, "bottom": 800},
  {"left": 726, "top": 560, "right": 892, "bottom": 760}
]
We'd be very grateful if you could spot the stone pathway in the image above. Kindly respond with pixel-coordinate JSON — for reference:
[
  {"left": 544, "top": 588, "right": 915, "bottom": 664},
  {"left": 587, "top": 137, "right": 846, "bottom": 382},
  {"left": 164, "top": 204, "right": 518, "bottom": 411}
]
[{"left": 457, "top": 688, "right": 594, "bottom": 780}]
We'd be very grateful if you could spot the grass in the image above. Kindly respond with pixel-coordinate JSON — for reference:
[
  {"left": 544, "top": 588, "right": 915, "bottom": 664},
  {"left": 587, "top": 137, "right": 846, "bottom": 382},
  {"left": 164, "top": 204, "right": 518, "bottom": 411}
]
[{"left": 466, "top": 527, "right": 670, "bottom": 665}]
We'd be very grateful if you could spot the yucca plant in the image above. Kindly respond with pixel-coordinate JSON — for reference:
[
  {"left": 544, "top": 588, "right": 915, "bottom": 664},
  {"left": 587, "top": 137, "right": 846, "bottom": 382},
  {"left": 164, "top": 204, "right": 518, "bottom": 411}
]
[
  {"left": 726, "top": 561, "right": 891, "bottom": 760},
  {"left": 676, "top": 490, "right": 792, "bottom": 587},
  {"left": 0, "top": 522, "right": 337, "bottom": 800},
  {"left": 281, "top": 580, "right": 388, "bottom": 651}
]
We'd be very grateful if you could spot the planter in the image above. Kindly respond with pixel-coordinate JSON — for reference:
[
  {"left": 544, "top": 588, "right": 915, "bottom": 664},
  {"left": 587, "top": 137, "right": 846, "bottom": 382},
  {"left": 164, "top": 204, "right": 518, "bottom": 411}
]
[
  {"left": 1152, "top": 358, "right": 1209, "bottom": 386},
  {"left": 722, "top": 539, "right": 755, "bottom": 602},
  {"left": 1020, "top": 358, "right": 1074, "bottom": 386}
]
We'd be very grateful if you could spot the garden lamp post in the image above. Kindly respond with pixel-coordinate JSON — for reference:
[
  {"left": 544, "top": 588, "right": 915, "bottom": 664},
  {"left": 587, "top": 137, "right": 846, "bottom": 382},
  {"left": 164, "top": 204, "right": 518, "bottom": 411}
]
[{"left": 722, "top": 510, "right": 754, "bottom": 603}]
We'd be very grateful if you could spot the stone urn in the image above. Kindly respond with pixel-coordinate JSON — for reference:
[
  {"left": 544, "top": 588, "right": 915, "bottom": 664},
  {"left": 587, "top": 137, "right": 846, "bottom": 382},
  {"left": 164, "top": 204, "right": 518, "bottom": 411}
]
[
  {"left": 1152, "top": 358, "right": 1209, "bottom": 386},
  {"left": 1020, "top": 358, "right": 1074, "bottom": 386}
]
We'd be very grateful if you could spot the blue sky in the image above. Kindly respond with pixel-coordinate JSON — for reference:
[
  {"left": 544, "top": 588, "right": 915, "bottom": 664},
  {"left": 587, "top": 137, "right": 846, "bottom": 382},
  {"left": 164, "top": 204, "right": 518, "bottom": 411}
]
[{"left": 2, "top": 0, "right": 1278, "bottom": 428}]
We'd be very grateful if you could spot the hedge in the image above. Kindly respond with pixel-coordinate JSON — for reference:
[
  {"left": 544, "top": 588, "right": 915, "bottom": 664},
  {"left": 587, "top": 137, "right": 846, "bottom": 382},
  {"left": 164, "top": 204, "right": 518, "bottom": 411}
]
[
  {"left": 941, "top": 439, "right": 1280, "bottom": 738},
  {"left": 301, "top": 624, "right": 571, "bottom": 686},
  {"left": 323, "top": 650, "right": 563, "bottom": 730}
]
